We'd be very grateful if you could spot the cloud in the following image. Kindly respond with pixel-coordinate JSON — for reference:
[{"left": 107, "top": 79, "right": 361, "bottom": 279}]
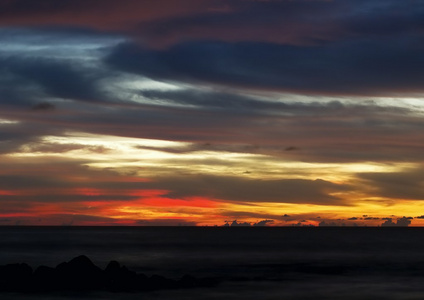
[
  {"left": 359, "top": 168, "right": 424, "bottom": 201},
  {"left": 0, "top": 0, "right": 424, "bottom": 226},
  {"left": 381, "top": 217, "right": 411, "bottom": 227},
  {"left": 223, "top": 219, "right": 273, "bottom": 227},
  {"left": 0, "top": 0, "right": 217, "bottom": 31},
  {"left": 133, "top": 0, "right": 345, "bottom": 47},
  {"left": 0, "top": 159, "right": 150, "bottom": 203},
  {"left": 0, "top": 15, "right": 423, "bottom": 165},
  {"left": 138, "top": 89, "right": 285, "bottom": 113},
  {"left": 1, "top": 0, "right": 423, "bottom": 101},
  {"left": 252, "top": 219, "right": 273, "bottom": 227},
  {"left": 1, "top": 90, "right": 423, "bottom": 165},
  {"left": 32, "top": 102, "right": 56, "bottom": 111},
  {"left": 136, "top": 219, "right": 197, "bottom": 226},
  {"left": 3, "top": 0, "right": 419, "bottom": 52},
  {"left": 0, "top": 55, "right": 105, "bottom": 104},
  {"left": 219, "top": 210, "right": 279, "bottom": 221},
  {"left": 19, "top": 142, "right": 110, "bottom": 154},
  {"left": 0, "top": 121, "right": 65, "bottom": 155},
  {"left": 139, "top": 88, "right": 409, "bottom": 116},
  {"left": 0, "top": 213, "right": 131, "bottom": 226},
  {"left": 318, "top": 221, "right": 338, "bottom": 227},
  {"left": 225, "top": 220, "right": 251, "bottom": 227},
  {"left": 134, "top": 0, "right": 424, "bottom": 48},
  {"left": 105, "top": 35, "right": 424, "bottom": 97},
  {"left": 146, "top": 174, "right": 350, "bottom": 205},
  {"left": 285, "top": 146, "right": 300, "bottom": 152}
]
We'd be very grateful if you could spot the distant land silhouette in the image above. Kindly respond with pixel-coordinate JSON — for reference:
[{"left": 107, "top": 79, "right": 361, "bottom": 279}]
[{"left": 0, "top": 255, "right": 219, "bottom": 293}]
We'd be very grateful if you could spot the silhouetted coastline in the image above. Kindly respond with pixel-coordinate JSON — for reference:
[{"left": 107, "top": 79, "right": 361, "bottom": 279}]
[
  {"left": 3, "top": 227, "right": 424, "bottom": 299},
  {"left": 0, "top": 255, "right": 219, "bottom": 293}
]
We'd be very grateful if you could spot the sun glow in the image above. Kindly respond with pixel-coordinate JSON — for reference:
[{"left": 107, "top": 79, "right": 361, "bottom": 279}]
[{"left": 2, "top": 132, "right": 424, "bottom": 226}]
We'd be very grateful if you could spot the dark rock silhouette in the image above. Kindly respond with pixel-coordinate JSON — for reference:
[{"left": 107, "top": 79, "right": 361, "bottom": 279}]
[
  {"left": 104, "top": 260, "right": 140, "bottom": 291},
  {"left": 0, "top": 263, "right": 33, "bottom": 292},
  {"left": 55, "top": 255, "right": 106, "bottom": 291},
  {"left": 0, "top": 255, "right": 220, "bottom": 293}
]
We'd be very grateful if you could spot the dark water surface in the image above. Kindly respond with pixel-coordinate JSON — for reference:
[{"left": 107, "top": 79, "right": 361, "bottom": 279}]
[{"left": 1, "top": 227, "right": 424, "bottom": 299}]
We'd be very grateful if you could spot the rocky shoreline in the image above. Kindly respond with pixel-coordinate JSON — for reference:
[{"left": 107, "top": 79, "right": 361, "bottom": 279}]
[{"left": 0, "top": 255, "right": 219, "bottom": 293}]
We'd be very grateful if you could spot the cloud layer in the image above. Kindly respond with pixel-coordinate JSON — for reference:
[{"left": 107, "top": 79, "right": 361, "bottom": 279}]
[{"left": 1, "top": 0, "right": 424, "bottom": 225}]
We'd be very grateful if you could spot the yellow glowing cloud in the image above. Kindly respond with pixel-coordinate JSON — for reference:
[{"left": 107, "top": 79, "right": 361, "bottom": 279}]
[{"left": 5, "top": 131, "right": 424, "bottom": 226}]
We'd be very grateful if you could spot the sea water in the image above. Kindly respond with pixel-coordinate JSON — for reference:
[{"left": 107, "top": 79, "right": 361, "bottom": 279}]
[{"left": 1, "top": 227, "right": 424, "bottom": 299}]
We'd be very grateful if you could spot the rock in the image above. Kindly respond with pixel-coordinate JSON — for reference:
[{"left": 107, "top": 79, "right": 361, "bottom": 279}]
[
  {"left": 33, "top": 265, "right": 59, "bottom": 291},
  {"left": 105, "top": 260, "right": 138, "bottom": 291},
  {"left": 0, "top": 263, "right": 32, "bottom": 291},
  {"left": 0, "top": 255, "right": 219, "bottom": 293},
  {"left": 55, "top": 255, "right": 106, "bottom": 290}
]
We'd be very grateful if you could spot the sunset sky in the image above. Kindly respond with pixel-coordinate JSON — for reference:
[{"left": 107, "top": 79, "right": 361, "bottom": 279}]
[{"left": 1, "top": 0, "right": 424, "bottom": 226}]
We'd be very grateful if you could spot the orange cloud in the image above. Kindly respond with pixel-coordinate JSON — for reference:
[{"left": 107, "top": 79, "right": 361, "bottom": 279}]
[{"left": 140, "top": 196, "right": 219, "bottom": 208}]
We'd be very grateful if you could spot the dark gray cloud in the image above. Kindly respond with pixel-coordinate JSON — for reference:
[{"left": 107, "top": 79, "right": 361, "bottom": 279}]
[
  {"left": 137, "top": 219, "right": 197, "bottom": 226},
  {"left": 0, "top": 160, "right": 150, "bottom": 202},
  {"left": 0, "top": 0, "right": 100, "bottom": 17},
  {"left": 1, "top": 95, "right": 423, "bottom": 164},
  {"left": 381, "top": 217, "right": 411, "bottom": 227},
  {"left": 219, "top": 210, "right": 279, "bottom": 220},
  {"left": 0, "top": 121, "right": 64, "bottom": 154},
  {"left": 318, "top": 221, "right": 338, "bottom": 227},
  {"left": 342, "top": 1, "right": 424, "bottom": 38},
  {"left": 139, "top": 89, "right": 279, "bottom": 112},
  {"left": 0, "top": 55, "right": 104, "bottom": 104},
  {"left": 252, "top": 219, "right": 273, "bottom": 227},
  {"left": 2, "top": 1, "right": 422, "bottom": 51},
  {"left": 135, "top": 0, "right": 424, "bottom": 47},
  {"left": 32, "top": 102, "right": 56, "bottom": 111},
  {"left": 359, "top": 168, "right": 424, "bottom": 200},
  {"left": 0, "top": 213, "right": 124, "bottom": 226},
  {"left": 106, "top": 36, "right": 424, "bottom": 96},
  {"left": 135, "top": 0, "right": 341, "bottom": 46},
  {"left": 147, "top": 174, "right": 351, "bottom": 205},
  {"left": 0, "top": 26, "right": 123, "bottom": 108}
]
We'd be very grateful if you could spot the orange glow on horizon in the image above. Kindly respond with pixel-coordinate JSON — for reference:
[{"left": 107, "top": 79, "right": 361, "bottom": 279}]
[{"left": 140, "top": 196, "right": 219, "bottom": 208}]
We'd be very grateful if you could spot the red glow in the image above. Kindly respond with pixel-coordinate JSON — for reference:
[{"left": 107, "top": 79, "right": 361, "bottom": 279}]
[
  {"left": 0, "top": 213, "right": 33, "bottom": 218},
  {"left": 0, "top": 190, "right": 18, "bottom": 196},
  {"left": 141, "top": 196, "right": 218, "bottom": 208},
  {"left": 128, "top": 189, "right": 169, "bottom": 197},
  {"left": 74, "top": 188, "right": 103, "bottom": 196}
]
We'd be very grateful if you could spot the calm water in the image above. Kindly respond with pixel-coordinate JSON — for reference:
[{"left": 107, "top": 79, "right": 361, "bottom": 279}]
[{"left": 1, "top": 227, "right": 424, "bottom": 299}]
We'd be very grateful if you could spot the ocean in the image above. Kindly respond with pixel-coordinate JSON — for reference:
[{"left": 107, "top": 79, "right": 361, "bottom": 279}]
[{"left": 1, "top": 227, "right": 424, "bottom": 299}]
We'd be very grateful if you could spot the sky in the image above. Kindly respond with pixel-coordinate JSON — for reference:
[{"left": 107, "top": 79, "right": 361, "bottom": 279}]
[{"left": 1, "top": 0, "right": 424, "bottom": 226}]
